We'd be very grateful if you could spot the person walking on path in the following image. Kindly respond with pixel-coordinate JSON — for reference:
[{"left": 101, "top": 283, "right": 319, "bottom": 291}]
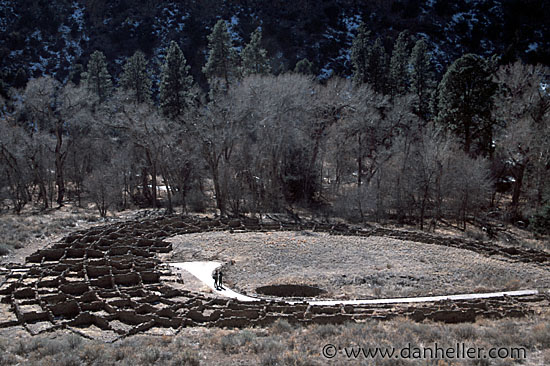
[
  {"left": 212, "top": 269, "right": 219, "bottom": 289},
  {"left": 217, "top": 270, "right": 223, "bottom": 290}
]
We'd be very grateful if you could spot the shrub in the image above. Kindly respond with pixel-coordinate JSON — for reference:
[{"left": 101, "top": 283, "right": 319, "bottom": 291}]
[
  {"left": 170, "top": 349, "right": 200, "bottom": 366},
  {"left": 65, "top": 333, "right": 83, "bottom": 350},
  {"left": 532, "top": 323, "right": 550, "bottom": 346},
  {"left": 453, "top": 323, "right": 478, "bottom": 340},
  {"left": 260, "top": 353, "right": 280, "bottom": 366},
  {"left": 37, "top": 339, "right": 66, "bottom": 356},
  {"left": 0, "top": 353, "right": 17, "bottom": 366},
  {"left": 530, "top": 204, "right": 550, "bottom": 235},
  {"left": 139, "top": 347, "right": 161, "bottom": 365},
  {"left": 220, "top": 330, "right": 256, "bottom": 354},
  {"left": 0, "top": 244, "right": 10, "bottom": 256},
  {"left": 79, "top": 343, "right": 106, "bottom": 363},
  {"left": 282, "top": 350, "right": 321, "bottom": 366},
  {"left": 312, "top": 324, "right": 339, "bottom": 338},
  {"left": 270, "top": 319, "right": 293, "bottom": 334},
  {"left": 252, "top": 336, "right": 285, "bottom": 355},
  {"left": 54, "top": 353, "right": 81, "bottom": 366}
]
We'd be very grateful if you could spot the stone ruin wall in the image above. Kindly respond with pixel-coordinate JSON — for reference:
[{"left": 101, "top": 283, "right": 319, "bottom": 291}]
[{"left": 0, "top": 216, "right": 548, "bottom": 341}]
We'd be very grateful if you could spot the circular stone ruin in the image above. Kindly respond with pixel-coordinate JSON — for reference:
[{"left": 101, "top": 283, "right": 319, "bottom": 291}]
[
  {"left": 255, "top": 284, "right": 326, "bottom": 298},
  {"left": 0, "top": 216, "right": 548, "bottom": 341}
]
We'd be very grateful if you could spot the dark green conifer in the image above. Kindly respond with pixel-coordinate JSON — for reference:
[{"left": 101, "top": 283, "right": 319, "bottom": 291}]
[
  {"left": 367, "top": 38, "right": 388, "bottom": 93},
  {"left": 436, "top": 53, "right": 498, "bottom": 154},
  {"left": 409, "top": 39, "right": 435, "bottom": 119},
  {"left": 83, "top": 50, "right": 113, "bottom": 102},
  {"left": 159, "top": 41, "right": 194, "bottom": 119},
  {"left": 241, "top": 27, "right": 271, "bottom": 76},
  {"left": 120, "top": 51, "right": 152, "bottom": 104},
  {"left": 389, "top": 30, "right": 411, "bottom": 96},
  {"left": 350, "top": 22, "right": 371, "bottom": 84},
  {"left": 294, "top": 58, "right": 314, "bottom": 75},
  {"left": 202, "top": 20, "right": 240, "bottom": 88}
]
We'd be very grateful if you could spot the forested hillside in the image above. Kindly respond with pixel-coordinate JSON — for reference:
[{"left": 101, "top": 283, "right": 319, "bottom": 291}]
[
  {"left": 1, "top": 0, "right": 549, "bottom": 88},
  {"left": 0, "top": 1, "right": 549, "bottom": 240}
]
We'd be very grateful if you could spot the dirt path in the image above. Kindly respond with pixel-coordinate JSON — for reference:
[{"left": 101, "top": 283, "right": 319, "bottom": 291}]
[{"left": 170, "top": 262, "right": 258, "bottom": 301}]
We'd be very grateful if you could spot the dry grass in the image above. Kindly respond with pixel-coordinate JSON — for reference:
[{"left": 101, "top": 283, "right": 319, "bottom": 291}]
[
  {"left": 0, "top": 207, "right": 98, "bottom": 256},
  {"left": 0, "top": 207, "right": 165, "bottom": 263},
  {"left": 0, "top": 332, "right": 200, "bottom": 366},
  {"left": 168, "top": 231, "right": 550, "bottom": 299},
  {"left": 2, "top": 315, "right": 548, "bottom": 365}
]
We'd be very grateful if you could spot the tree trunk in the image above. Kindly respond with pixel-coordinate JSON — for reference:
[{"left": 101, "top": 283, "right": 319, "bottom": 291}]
[
  {"left": 511, "top": 163, "right": 525, "bottom": 214},
  {"left": 151, "top": 163, "right": 157, "bottom": 208},
  {"left": 142, "top": 167, "right": 150, "bottom": 204},
  {"left": 55, "top": 122, "right": 65, "bottom": 207},
  {"left": 463, "top": 114, "right": 473, "bottom": 154},
  {"left": 357, "top": 134, "right": 364, "bottom": 220},
  {"left": 161, "top": 169, "right": 173, "bottom": 214},
  {"left": 419, "top": 181, "right": 431, "bottom": 231},
  {"left": 211, "top": 164, "right": 225, "bottom": 215}
]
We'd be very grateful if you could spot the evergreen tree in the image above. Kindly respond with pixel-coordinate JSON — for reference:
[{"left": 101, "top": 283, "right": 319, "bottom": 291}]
[
  {"left": 351, "top": 22, "right": 371, "bottom": 84},
  {"left": 120, "top": 51, "right": 152, "bottom": 104},
  {"left": 294, "top": 58, "right": 314, "bottom": 75},
  {"left": 83, "top": 50, "right": 112, "bottom": 102},
  {"left": 202, "top": 20, "right": 240, "bottom": 88},
  {"left": 159, "top": 41, "right": 194, "bottom": 119},
  {"left": 436, "top": 54, "right": 497, "bottom": 155},
  {"left": 389, "top": 30, "right": 411, "bottom": 96},
  {"left": 241, "top": 27, "right": 271, "bottom": 76},
  {"left": 409, "top": 39, "right": 435, "bottom": 119},
  {"left": 13, "top": 68, "right": 28, "bottom": 89},
  {"left": 0, "top": 72, "right": 8, "bottom": 99},
  {"left": 68, "top": 63, "right": 84, "bottom": 85},
  {"left": 367, "top": 38, "right": 388, "bottom": 93}
]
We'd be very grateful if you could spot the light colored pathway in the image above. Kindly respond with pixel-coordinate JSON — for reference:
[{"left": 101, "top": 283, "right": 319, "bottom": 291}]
[
  {"left": 169, "top": 261, "right": 258, "bottom": 302},
  {"left": 169, "top": 261, "right": 541, "bottom": 305}
]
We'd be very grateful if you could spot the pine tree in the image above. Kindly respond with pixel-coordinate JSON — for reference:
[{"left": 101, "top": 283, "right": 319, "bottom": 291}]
[
  {"left": 68, "top": 63, "right": 84, "bottom": 85},
  {"left": 120, "top": 51, "right": 152, "bottom": 104},
  {"left": 389, "top": 30, "right": 411, "bottom": 96},
  {"left": 436, "top": 54, "right": 497, "bottom": 155},
  {"left": 294, "top": 58, "right": 314, "bottom": 75},
  {"left": 83, "top": 50, "right": 112, "bottom": 103},
  {"left": 409, "top": 39, "right": 435, "bottom": 119},
  {"left": 202, "top": 20, "right": 240, "bottom": 88},
  {"left": 367, "top": 38, "right": 388, "bottom": 94},
  {"left": 159, "top": 41, "right": 194, "bottom": 119},
  {"left": 13, "top": 68, "right": 28, "bottom": 89},
  {"left": 350, "top": 22, "right": 371, "bottom": 84},
  {"left": 241, "top": 27, "right": 271, "bottom": 76}
]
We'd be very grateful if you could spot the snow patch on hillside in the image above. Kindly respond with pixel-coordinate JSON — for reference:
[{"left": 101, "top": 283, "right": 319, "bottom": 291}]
[
  {"left": 227, "top": 15, "right": 243, "bottom": 50},
  {"left": 0, "top": 0, "right": 18, "bottom": 32},
  {"left": 526, "top": 42, "right": 539, "bottom": 53},
  {"left": 153, "top": 4, "right": 189, "bottom": 48},
  {"left": 319, "top": 66, "right": 333, "bottom": 80},
  {"left": 342, "top": 14, "right": 361, "bottom": 39}
]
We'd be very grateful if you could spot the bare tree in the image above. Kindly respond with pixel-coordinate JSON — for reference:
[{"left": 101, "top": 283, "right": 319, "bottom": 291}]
[
  {"left": 107, "top": 93, "right": 168, "bottom": 210},
  {"left": 84, "top": 162, "right": 123, "bottom": 217},
  {"left": 23, "top": 77, "right": 88, "bottom": 207},
  {"left": 0, "top": 122, "right": 32, "bottom": 212},
  {"left": 493, "top": 62, "right": 550, "bottom": 217}
]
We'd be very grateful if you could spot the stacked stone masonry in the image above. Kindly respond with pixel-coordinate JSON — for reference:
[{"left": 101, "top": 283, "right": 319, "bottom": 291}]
[{"left": 0, "top": 216, "right": 548, "bottom": 341}]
